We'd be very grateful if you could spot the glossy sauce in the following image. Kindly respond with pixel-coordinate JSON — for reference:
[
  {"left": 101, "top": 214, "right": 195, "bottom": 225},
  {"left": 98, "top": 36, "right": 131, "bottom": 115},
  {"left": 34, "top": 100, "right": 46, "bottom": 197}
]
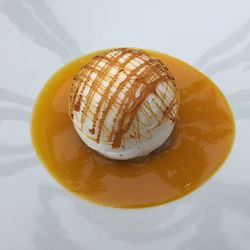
[{"left": 31, "top": 50, "right": 235, "bottom": 208}]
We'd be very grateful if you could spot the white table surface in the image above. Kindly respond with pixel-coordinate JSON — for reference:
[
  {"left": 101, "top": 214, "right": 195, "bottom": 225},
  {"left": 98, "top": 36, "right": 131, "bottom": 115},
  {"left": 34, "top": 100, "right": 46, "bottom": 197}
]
[{"left": 0, "top": 0, "right": 250, "bottom": 249}]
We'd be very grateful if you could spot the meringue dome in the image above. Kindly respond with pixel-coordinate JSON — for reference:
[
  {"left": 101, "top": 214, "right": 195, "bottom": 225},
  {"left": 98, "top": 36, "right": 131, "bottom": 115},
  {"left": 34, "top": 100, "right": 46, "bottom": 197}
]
[{"left": 69, "top": 48, "right": 179, "bottom": 160}]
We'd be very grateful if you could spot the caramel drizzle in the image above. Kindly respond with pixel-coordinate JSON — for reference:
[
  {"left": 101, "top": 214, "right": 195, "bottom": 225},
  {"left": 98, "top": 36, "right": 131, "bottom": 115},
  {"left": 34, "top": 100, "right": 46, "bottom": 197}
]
[
  {"left": 148, "top": 59, "right": 178, "bottom": 123},
  {"left": 69, "top": 48, "right": 179, "bottom": 149},
  {"left": 103, "top": 60, "right": 150, "bottom": 143},
  {"left": 70, "top": 51, "right": 121, "bottom": 119},
  {"left": 91, "top": 49, "right": 142, "bottom": 139},
  {"left": 107, "top": 64, "right": 156, "bottom": 143},
  {"left": 80, "top": 53, "right": 121, "bottom": 126},
  {"left": 69, "top": 77, "right": 82, "bottom": 119},
  {"left": 110, "top": 60, "right": 175, "bottom": 148},
  {"left": 69, "top": 56, "right": 102, "bottom": 119}
]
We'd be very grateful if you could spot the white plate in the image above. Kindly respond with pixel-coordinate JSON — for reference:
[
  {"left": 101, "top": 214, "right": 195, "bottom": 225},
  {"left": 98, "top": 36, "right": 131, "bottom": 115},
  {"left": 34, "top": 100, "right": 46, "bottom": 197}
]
[{"left": 1, "top": 1, "right": 250, "bottom": 249}]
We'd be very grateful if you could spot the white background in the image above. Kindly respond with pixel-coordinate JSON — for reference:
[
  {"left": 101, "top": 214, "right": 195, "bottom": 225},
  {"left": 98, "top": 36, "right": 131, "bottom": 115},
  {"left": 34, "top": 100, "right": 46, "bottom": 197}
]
[{"left": 0, "top": 0, "right": 250, "bottom": 249}]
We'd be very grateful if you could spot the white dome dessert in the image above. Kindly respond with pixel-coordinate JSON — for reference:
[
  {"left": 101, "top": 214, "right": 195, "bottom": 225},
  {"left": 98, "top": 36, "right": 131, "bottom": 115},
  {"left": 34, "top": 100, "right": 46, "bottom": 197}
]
[{"left": 69, "top": 48, "right": 179, "bottom": 160}]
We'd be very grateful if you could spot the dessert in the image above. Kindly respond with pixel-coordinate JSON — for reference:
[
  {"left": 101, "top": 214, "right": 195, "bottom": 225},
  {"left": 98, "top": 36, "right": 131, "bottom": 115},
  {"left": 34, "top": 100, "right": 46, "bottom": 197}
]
[
  {"left": 31, "top": 48, "right": 235, "bottom": 208},
  {"left": 69, "top": 48, "right": 179, "bottom": 160}
]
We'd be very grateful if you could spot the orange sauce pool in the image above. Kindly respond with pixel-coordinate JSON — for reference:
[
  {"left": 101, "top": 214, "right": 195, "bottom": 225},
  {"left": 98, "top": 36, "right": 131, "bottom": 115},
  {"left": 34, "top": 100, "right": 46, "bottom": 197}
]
[{"left": 31, "top": 49, "right": 235, "bottom": 208}]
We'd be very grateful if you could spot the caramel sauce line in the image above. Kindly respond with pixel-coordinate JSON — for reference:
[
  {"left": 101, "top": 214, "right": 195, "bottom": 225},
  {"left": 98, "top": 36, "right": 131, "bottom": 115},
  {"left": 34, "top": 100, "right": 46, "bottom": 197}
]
[
  {"left": 153, "top": 61, "right": 179, "bottom": 121},
  {"left": 93, "top": 49, "right": 136, "bottom": 142},
  {"left": 80, "top": 53, "right": 117, "bottom": 125},
  {"left": 75, "top": 54, "right": 115, "bottom": 124},
  {"left": 96, "top": 52, "right": 147, "bottom": 143},
  {"left": 91, "top": 50, "right": 141, "bottom": 139},
  {"left": 139, "top": 102, "right": 156, "bottom": 126},
  {"left": 143, "top": 60, "right": 177, "bottom": 123},
  {"left": 160, "top": 98, "right": 177, "bottom": 123},
  {"left": 108, "top": 64, "right": 155, "bottom": 146},
  {"left": 111, "top": 67, "right": 157, "bottom": 148},
  {"left": 69, "top": 57, "right": 100, "bottom": 119},
  {"left": 81, "top": 49, "right": 130, "bottom": 137},
  {"left": 152, "top": 59, "right": 177, "bottom": 103},
  {"left": 69, "top": 78, "right": 82, "bottom": 118},
  {"left": 107, "top": 63, "right": 150, "bottom": 142},
  {"left": 107, "top": 58, "right": 167, "bottom": 143},
  {"left": 111, "top": 58, "right": 177, "bottom": 148},
  {"left": 128, "top": 78, "right": 162, "bottom": 113}
]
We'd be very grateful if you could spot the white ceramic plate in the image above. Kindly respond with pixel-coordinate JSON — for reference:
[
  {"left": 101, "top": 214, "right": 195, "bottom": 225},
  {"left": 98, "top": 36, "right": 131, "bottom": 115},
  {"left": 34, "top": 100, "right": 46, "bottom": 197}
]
[{"left": 1, "top": 1, "right": 250, "bottom": 249}]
